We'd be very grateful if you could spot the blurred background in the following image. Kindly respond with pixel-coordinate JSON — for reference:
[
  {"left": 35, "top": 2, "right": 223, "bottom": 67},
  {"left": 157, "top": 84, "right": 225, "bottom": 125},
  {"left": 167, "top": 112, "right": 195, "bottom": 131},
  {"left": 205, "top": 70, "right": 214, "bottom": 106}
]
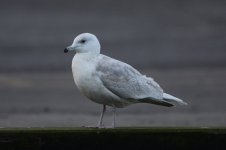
[{"left": 0, "top": 0, "right": 226, "bottom": 127}]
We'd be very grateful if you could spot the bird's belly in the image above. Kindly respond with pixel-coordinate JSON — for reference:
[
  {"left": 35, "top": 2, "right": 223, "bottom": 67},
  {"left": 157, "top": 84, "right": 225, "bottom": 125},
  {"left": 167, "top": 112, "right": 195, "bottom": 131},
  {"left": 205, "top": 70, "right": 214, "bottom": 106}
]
[{"left": 73, "top": 71, "right": 129, "bottom": 107}]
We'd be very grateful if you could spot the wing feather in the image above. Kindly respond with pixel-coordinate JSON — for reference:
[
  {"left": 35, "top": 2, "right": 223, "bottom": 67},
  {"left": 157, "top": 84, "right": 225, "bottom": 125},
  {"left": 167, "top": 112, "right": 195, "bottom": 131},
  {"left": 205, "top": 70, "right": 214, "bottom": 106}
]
[{"left": 95, "top": 55, "right": 164, "bottom": 101}]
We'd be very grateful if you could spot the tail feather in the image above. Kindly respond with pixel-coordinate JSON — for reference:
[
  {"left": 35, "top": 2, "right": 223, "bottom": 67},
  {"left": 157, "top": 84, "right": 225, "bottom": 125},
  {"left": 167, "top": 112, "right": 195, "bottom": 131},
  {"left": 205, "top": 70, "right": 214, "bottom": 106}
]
[{"left": 163, "top": 93, "right": 188, "bottom": 105}]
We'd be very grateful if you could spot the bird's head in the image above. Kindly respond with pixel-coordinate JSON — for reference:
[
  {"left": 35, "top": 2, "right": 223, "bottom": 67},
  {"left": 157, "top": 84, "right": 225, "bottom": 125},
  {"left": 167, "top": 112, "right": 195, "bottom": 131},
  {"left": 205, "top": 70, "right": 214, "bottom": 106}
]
[{"left": 64, "top": 33, "right": 101, "bottom": 54}]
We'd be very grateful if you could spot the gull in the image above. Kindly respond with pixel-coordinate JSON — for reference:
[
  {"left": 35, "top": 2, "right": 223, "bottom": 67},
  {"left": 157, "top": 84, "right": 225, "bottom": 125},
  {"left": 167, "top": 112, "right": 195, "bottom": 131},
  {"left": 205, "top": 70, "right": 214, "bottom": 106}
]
[{"left": 64, "top": 33, "right": 187, "bottom": 128}]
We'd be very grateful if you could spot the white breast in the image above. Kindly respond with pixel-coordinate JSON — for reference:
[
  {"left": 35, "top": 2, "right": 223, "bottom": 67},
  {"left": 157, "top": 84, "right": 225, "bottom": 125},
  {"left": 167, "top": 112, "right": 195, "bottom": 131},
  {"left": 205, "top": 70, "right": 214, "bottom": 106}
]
[
  {"left": 72, "top": 53, "right": 96, "bottom": 92},
  {"left": 71, "top": 54, "right": 126, "bottom": 107}
]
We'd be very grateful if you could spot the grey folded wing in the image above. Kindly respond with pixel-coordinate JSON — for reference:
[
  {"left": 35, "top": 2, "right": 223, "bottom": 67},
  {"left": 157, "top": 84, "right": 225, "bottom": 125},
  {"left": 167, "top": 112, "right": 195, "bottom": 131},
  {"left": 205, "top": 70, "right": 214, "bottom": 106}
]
[{"left": 95, "top": 55, "right": 168, "bottom": 106}]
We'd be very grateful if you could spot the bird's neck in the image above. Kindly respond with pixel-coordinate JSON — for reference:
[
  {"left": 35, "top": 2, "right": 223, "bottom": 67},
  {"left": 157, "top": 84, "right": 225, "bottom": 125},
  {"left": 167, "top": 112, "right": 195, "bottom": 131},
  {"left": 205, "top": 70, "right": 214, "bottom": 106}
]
[{"left": 73, "top": 52, "right": 99, "bottom": 63}]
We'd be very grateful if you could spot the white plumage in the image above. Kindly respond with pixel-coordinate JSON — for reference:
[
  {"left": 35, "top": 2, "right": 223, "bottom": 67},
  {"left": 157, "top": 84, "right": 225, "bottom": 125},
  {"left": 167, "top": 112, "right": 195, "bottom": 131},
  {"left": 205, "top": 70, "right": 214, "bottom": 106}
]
[{"left": 64, "top": 33, "right": 187, "bottom": 128}]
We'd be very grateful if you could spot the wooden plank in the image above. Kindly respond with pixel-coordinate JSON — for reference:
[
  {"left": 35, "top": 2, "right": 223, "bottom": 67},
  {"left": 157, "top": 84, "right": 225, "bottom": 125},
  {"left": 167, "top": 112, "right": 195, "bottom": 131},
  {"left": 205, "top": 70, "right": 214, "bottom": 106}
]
[{"left": 0, "top": 127, "right": 226, "bottom": 150}]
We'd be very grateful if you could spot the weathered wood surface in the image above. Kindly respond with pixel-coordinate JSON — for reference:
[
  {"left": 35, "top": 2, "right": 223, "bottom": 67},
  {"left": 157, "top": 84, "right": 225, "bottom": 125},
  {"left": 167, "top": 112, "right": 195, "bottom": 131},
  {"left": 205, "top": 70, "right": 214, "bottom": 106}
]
[{"left": 0, "top": 128, "right": 226, "bottom": 150}]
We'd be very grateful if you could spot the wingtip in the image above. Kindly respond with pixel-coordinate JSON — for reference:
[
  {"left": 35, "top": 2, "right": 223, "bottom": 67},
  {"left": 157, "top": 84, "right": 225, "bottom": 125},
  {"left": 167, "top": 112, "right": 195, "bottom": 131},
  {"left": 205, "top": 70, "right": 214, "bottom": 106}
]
[
  {"left": 179, "top": 101, "right": 188, "bottom": 106},
  {"left": 163, "top": 93, "right": 188, "bottom": 106}
]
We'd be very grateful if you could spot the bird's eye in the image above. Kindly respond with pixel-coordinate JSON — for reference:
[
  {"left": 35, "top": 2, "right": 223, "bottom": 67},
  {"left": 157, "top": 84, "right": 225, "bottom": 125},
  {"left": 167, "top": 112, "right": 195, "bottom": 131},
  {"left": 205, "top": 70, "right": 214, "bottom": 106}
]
[{"left": 79, "top": 39, "right": 86, "bottom": 44}]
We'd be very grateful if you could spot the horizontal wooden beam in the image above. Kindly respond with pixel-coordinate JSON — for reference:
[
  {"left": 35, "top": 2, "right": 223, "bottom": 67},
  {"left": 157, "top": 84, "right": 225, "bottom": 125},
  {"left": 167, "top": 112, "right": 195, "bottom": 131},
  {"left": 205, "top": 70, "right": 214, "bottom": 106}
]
[{"left": 0, "top": 127, "right": 226, "bottom": 150}]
